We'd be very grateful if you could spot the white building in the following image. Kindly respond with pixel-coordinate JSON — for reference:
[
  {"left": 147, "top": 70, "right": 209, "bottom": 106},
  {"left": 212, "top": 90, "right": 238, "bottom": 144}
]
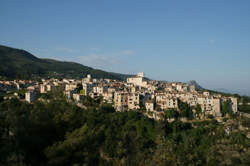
[
  {"left": 127, "top": 72, "right": 148, "bottom": 87},
  {"left": 40, "top": 84, "right": 47, "bottom": 93},
  {"left": 25, "top": 91, "right": 37, "bottom": 103},
  {"left": 82, "top": 83, "right": 92, "bottom": 96},
  {"left": 230, "top": 97, "right": 238, "bottom": 113},
  {"left": 114, "top": 92, "right": 128, "bottom": 111},
  {"left": 156, "top": 98, "right": 178, "bottom": 110},
  {"left": 145, "top": 101, "right": 154, "bottom": 112},
  {"left": 82, "top": 74, "right": 92, "bottom": 83},
  {"left": 73, "top": 93, "right": 84, "bottom": 102},
  {"left": 65, "top": 84, "right": 77, "bottom": 91}
]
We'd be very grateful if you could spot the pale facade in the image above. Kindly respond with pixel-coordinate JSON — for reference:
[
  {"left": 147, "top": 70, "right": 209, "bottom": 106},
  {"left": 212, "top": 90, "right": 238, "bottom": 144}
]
[
  {"left": 103, "top": 91, "right": 114, "bottom": 103},
  {"left": 65, "top": 84, "right": 77, "bottom": 91},
  {"left": 93, "top": 86, "right": 105, "bottom": 95},
  {"left": 73, "top": 93, "right": 84, "bottom": 102},
  {"left": 114, "top": 92, "right": 128, "bottom": 111},
  {"left": 127, "top": 72, "right": 147, "bottom": 87},
  {"left": 40, "top": 84, "right": 47, "bottom": 93},
  {"left": 82, "top": 74, "right": 92, "bottom": 83},
  {"left": 213, "top": 98, "right": 222, "bottom": 117},
  {"left": 25, "top": 91, "right": 36, "bottom": 103},
  {"left": 82, "top": 83, "right": 92, "bottom": 96},
  {"left": 156, "top": 97, "right": 178, "bottom": 110},
  {"left": 127, "top": 93, "right": 141, "bottom": 110},
  {"left": 145, "top": 101, "right": 154, "bottom": 112},
  {"left": 197, "top": 97, "right": 222, "bottom": 117}
]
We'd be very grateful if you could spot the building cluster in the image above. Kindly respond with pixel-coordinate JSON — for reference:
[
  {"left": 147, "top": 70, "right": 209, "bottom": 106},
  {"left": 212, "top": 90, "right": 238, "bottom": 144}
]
[
  {"left": 0, "top": 80, "right": 33, "bottom": 91},
  {"left": 60, "top": 73, "right": 238, "bottom": 119},
  {"left": 0, "top": 72, "right": 238, "bottom": 120}
]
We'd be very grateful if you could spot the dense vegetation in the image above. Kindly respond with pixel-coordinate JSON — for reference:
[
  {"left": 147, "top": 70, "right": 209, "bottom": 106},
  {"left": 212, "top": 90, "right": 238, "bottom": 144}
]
[
  {"left": 239, "top": 96, "right": 250, "bottom": 113},
  {"left": 0, "top": 45, "right": 131, "bottom": 80},
  {"left": 0, "top": 90, "right": 249, "bottom": 166}
]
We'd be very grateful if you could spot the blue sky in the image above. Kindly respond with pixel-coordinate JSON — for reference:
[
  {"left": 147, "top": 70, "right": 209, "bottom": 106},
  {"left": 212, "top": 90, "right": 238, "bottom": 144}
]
[{"left": 1, "top": 0, "right": 250, "bottom": 95}]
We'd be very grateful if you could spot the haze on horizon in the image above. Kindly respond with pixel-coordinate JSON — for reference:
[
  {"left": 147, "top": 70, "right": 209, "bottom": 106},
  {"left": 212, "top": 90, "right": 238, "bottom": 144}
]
[{"left": 0, "top": 0, "right": 250, "bottom": 96}]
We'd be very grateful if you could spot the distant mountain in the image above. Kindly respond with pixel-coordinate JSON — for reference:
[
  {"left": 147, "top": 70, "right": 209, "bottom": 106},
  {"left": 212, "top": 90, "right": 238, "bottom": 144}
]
[
  {"left": 0, "top": 45, "right": 132, "bottom": 80},
  {"left": 213, "top": 88, "right": 250, "bottom": 97},
  {"left": 187, "top": 80, "right": 203, "bottom": 90}
]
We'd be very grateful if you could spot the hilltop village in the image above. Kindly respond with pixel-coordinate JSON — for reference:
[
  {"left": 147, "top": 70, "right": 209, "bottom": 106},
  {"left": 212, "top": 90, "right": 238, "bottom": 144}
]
[{"left": 0, "top": 72, "right": 238, "bottom": 120}]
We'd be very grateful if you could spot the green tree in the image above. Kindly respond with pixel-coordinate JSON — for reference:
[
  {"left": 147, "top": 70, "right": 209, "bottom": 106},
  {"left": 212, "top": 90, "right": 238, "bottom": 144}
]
[
  {"left": 221, "top": 101, "right": 233, "bottom": 116},
  {"left": 195, "top": 104, "right": 202, "bottom": 119},
  {"left": 164, "top": 109, "right": 179, "bottom": 120},
  {"left": 178, "top": 100, "right": 193, "bottom": 120},
  {"left": 76, "top": 83, "right": 83, "bottom": 93}
]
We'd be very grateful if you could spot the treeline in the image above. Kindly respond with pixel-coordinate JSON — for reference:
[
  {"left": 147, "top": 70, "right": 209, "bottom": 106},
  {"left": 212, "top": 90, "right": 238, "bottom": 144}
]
[
  {"left": 0, "top": 92, "right": 249, "bottom": 166},
  {"left": 238, "top": 96, "right": 250, "bottom": 113}
]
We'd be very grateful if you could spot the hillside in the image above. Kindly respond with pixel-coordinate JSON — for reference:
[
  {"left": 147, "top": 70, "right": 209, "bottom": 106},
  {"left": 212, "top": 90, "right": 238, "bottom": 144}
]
[{"left": 0, "top": 45, "right": 131, "bottom": 80}]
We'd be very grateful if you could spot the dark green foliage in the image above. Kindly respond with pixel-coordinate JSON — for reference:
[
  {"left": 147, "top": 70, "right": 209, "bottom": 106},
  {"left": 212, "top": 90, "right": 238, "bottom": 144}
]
[
  {"left": 0, "top": 92, "right": 157, "bottom": 165},
  {"left": 239, "top": 96, "right": 250, "bottom": 113},
  {"left": 221, "top": 101, "right": 233, "bottom": 116},
  {"left": 81, "top": 96, "right": 103, "bottom": 107},
  {"left": 178, "top": 100, "right": 194, "bottom": 120},
  {"left": 0, "top": 96, "right": 85, "bottom": 165},
  {"left": 44, "top": 110, "right": 157, "bottom": 166},
  {"left": 75, "top": 83, "right": 83, "bottom": 93},
  {"left": 0, "top": 45, "right": 132, "bottom": 80},
  {"left": 239, "top": 105, "right": 250, "bottom": 113},
  {"left": 241, "top": 117, "right": 250, "bottom": 128},
  {"left": 205, "top": 89, "right": 235, "bottom": 97},
  {"left": 241, "top": 96, "right": 250, "bottom": 103},
  {"left": 0, "top": 91, "right": 249, "bottom": 166},
  {"left": 195, "top": 104, "right": 202, "bottom": 119},
  {"left": 164, "top": 109, "right": 179, "bottom": 120},
  {"left": 0, "top": 93, "right": 3, "bottom": 102}
]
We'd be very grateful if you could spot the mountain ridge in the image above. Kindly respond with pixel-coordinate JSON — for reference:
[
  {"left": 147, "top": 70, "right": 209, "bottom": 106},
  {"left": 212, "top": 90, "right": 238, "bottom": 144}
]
[
  {"left": 0, "top": 45, "right": 132, "bottom": 80},
  {"left": 186, "top": 80, "right": 203, "bottom": 90}
]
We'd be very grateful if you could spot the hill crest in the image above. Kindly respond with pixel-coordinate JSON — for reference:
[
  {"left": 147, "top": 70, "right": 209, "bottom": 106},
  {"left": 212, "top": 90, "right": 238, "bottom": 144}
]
[{"left": 0, "top": 45, "right": 131, "bottom": 80}]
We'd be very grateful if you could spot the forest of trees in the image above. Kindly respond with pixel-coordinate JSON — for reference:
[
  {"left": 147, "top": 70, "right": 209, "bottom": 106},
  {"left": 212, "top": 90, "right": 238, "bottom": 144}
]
[{"left": 0, "top": 90, "right": 250, "bottom": 166}]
